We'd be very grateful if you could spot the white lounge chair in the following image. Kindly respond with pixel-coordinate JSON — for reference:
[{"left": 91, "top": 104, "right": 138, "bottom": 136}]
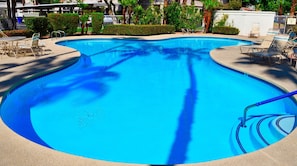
[
  {"left": 250, "top": 38, "right": 288, "bottom": 64},
  {"left": 287, "top": 47, "right": 297, "bottom": 69},
  {"left": 240, "top": 35, "right": 274, "bottom": 54}
]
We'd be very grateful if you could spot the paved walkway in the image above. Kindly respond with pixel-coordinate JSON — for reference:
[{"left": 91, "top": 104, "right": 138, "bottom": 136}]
[{"left": 0, "top": 34, "right": 296, "bottom": 166}]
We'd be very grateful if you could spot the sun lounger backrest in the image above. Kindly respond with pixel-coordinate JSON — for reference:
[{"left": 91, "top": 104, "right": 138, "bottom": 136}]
[
  {"left": 268, "top": 37, "right": 288, "bottom": 53},
  {"left": 259, "top": 35, "right": 274, "bottom": 48}
]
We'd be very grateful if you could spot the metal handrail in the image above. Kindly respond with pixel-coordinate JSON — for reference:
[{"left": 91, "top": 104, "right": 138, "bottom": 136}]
[{"left": 241, "top": 90, "right": 297, "bottom": 127}]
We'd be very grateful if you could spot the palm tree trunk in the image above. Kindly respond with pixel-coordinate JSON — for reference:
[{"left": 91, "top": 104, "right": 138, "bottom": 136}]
[
  {"left": 122, "top": 7, "right": 127, "bottom": 24},
  {"left": 203, "top": 10, "right": 212, "bottom": 33},
  {"left": 290, "top": 0, "right": 297, "bottom": 16},
  {"left": 128, "top": 7, "right": 133, "bottom": 24},
  {"left": 163, "top": 0, "right": 168, "bottom": 25}
]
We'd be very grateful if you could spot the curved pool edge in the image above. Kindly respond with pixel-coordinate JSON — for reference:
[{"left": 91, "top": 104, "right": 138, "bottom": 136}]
[
  {"left": 209, "top": 45, "right": 297, "bottom": 166},
  {"left": 0, "top": 34, "right": 296, "bottom": 166}
]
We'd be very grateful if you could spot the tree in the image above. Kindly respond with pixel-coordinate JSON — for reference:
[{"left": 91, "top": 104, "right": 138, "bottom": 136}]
[
  {"left": 164, "top": 2, "right": 182, "bottom": 29},
  {"left": 103, "top": 0, "right": 116, "bottom": 15},
  {"left": 77, "top": 0, "right": 89, "bottom": 34},
  {"left": 201, "top": 0, "right": 220, "bottom": 33},
  {"left": 163, "top": 0, "right": 168, "bottom": 24},
  {"left": 277, "top": 0, "right": 285, "bottom": 15},
  {"left": 290, "top": 0, "right": 297, "bottom": 16},
  {"left": 258, "top": 0, "right": 292, "bottom": 14},
  {"left": 119, "top": 0, "right": 138, "bottom": 24},
  {"left": 180, "top": 5, "right": 203, "bottom": 31}
]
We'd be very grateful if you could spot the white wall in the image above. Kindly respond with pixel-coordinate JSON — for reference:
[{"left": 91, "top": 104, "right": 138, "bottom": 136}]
[{"left": 214, "top": 10, "right": 276, "bottom": 37}]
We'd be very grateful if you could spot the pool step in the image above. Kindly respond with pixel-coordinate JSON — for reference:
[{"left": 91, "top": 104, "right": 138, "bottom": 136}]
[
  {"left": 230, "top": 114, "right": 295, "bottom": 154},
  {"left": 271, "top": 115, "right": 295, "bottom": 136}
]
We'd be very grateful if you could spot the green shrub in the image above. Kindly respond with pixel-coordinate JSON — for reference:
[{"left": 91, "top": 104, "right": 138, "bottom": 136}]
[
  {"left": 229, "top": 0, "right": 242, "bottom": 10},
  {"left": 212, "top": 26, "right": 240, "bottom": 35},
  {"left": 24, "top": 17, "right": 49, "bottom": 36},
  {"left": 48, "top": 13, "right": 79, "bottom": 35},
  {"left": 0, "top": 18, "right": 10, "bottom": 30},
  {"left": 164, "top": 2, "right": 182, "bottom": 30},
  {"left": 91, "top": 12, "right": 104, "bottom": 34},
  {"left": 214, "top": 14, "right": 229, "bottom": 27},
  {"left": 102, "top": 25, "right": 175, "bottom": 35}
]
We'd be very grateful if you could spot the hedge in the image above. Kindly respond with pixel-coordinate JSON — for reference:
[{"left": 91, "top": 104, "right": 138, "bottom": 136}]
[
  {"left": 24, "top": 17, "right": 49, "bottom": 36},
  {"left": 102, "top": 25, "right": 175, "bottom": 35},
  {"left": 3, "top": 29, "right": 33, "bottom": 37},
  {"left": 48, "top": 13, "right": 79, "bottom": 35},
  {"left": 91, "top": 12, "right": 104, "bottom": 34},
  {"left": 212, "top": 26, "right": 240, "bottom": 35}
]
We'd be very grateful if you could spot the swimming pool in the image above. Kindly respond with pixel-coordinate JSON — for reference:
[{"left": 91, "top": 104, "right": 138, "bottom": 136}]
[{"left": 0, "top": 37, "right": 296, "bottom": 165}]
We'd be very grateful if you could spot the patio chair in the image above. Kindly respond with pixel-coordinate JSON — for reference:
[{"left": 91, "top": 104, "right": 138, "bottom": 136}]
[
  {"left": 0, "top": 41, "right": 9, "bottom": 58},
  {"left": 15, "top": 33, "right": 43, "bottom": 57},
  {"left": 249, "top": 23, "right": 260, "bottom": 38},
  {"left": 181, "top": 28, "right": 189, "bottom": 34}
]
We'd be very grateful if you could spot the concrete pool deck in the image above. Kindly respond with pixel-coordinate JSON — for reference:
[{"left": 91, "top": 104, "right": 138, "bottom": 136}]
[{"left": 0, "top": 34, "right": 296, "bottom": 166}]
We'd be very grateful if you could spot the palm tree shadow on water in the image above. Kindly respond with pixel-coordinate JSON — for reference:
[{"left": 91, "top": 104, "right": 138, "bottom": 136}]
[
  {"left": 160, "top": 47, "right": 205, "bottom": 164},
  {"left": 4, "top": 42, "right": 154, "bottom": 149},
  {"left": 11, "top": 42, "right": 154, "bottom": 148}
]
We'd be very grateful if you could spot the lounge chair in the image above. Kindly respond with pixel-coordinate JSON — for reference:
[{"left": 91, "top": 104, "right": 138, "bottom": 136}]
[
  {"left": 287, "top": 47, "right": 297, "bottom": 69},
  {"left": 250, "top": 38, "right": 288, "bottom": 64},
  {"left": 240, "top": 35, "right": 274, "bottom": 54},
  {"left": 181, "top": 28, "right": 189, "bottom": 34},
  {"left": 285, "top": 31, "right": 297, "bottom": 49}
]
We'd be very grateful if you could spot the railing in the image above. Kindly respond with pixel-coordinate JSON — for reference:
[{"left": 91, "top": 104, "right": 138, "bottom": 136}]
[
  {"left": 241, "top": 90, "right": 297, "bottom": 127},
  {"left": 274, "top": 15, "right": 297, "bottom": 34}
]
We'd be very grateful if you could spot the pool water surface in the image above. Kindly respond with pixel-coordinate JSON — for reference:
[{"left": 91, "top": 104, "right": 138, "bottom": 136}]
[{"left": 1, "top": 37, "right": 296, "bottom": 165}]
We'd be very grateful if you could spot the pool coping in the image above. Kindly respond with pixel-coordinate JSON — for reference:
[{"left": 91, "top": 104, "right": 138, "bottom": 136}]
[{"left": 0, "top": 34, "right": 296, "bottom": 166}]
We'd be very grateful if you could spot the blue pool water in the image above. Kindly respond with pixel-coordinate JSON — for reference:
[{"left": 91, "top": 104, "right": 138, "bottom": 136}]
[{"left": 1, "top": 37, "right": 296, "bottom": 165}]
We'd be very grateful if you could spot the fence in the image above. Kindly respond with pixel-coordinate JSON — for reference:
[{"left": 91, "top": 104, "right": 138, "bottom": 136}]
[{"left": 274, "top": 15, "right": 297, "bottom": 34}]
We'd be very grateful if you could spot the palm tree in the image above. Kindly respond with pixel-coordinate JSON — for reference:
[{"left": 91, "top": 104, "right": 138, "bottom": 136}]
[
  {"left": 103, "top": 0, "right": 116, "bottom": 15},
  {"left": 201, "top": 0, "right": 220, "bottom": 33},
  {"left": 277, "top": 0, "right": 285, "bottom": 15},
  {"left": 163, "top": 0, "right": 168, "bottom": 24},
  {"left": 290, "top": 0, "right": 297, "bottom": 16},
  {"left": 119, "top": 0, "right": 138, "bottom": 24}
]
